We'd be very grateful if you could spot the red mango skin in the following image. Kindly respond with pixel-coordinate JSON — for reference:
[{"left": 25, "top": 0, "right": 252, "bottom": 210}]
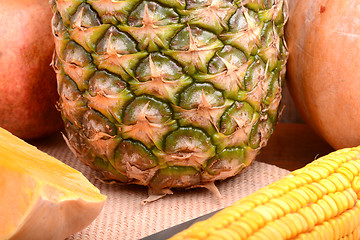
[{"left": 0, "top": 0, "right": 63, "bottom": 139}]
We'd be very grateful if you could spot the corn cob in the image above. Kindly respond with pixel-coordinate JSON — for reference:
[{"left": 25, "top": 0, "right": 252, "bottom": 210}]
[{"left": 169, "top": 147, "right": 360, "bottom": 240}]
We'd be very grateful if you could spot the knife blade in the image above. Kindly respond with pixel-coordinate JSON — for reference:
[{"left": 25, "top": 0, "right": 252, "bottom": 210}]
[{"left": 140, "top": 208, "right": 223, "bottom": 240}]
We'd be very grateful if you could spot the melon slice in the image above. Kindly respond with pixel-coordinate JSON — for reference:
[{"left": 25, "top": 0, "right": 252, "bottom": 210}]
[{"left": 0, "top": 127, "right": 107, "bottom": 240}]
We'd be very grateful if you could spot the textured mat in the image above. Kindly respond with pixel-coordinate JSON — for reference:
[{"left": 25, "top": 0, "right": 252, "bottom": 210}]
[{"left": 31, "top": 133, "right": 290, "bottom": 240}]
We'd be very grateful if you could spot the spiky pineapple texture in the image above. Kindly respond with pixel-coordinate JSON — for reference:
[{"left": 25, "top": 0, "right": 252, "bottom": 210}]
[{"left": 50, "top": 0, "right": 288, "bottom": 199}]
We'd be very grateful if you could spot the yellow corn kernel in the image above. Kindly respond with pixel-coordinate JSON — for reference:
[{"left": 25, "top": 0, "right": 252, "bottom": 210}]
[
  {"left": 209, "top": 218, "right": 230, "bottom": 231},
  {"left": 299, "top": 186, "right": 318, "bottom": 203},
  {"left": 335, "top": 149, "right": 359, "bottom": 161},
  {"left": 343, "top": 212, "right": 355, "bottom": 238},
  {"left": 308, "top": 165, "right": 331, "bottom": 178},
  {"left": 277, "top": 195, "right": 300, "bottom": 212},
  {"left": 342, "top": 188, "right": 357, "bottom": 209},
  {"left": 206, "top": 236, "right": 225, "bottom": 240},
  {"left": 255, "top": 188, "right": 282, "bottom": 200},
  {"left": 238, "top": 193, "right": 268, "bottom": 206},
  {"left": 324, "top": 158, "right": 343, "bottom": 169},
  {"left": 239, "top": 192, "right": 266, "bottom": 204},
  {"left": 330, "top": 191, "right": 348, "bottom": 213},
  {"left": 278, "top": 217, "right": 299, "bottom": 238},
  {"left": 280, "top": 213, "right": 308, "bottom": 237},
  {"left": 293, "top": 232, "right": 311, "bottom": 240},
  {"left": 329, "top": 218, "right": 342, "bottom": 238},
  {"left": 328, "top": 173, "right": 351, "bottom": 190},
  {"left": 236, "top": 217, "right": 260, "bottom": 234},
  {"left": 333, "top": 212, "right": 350, "bottom": 238},
  {"left": 281, "top": 178, "right": 299, "bottom": 189},
  {"left": 226, "top": 224, "right": 248, "bottom": 239},
  {"left": 268, "top": 198, "right": 292, "bottom": 214},
  {"left": 180, "top": 229, "right": 208, "bottom": 239},
  {"left": 349, "top": 228, "right": 360, "bottom": 240},
  {"left": 312, "top": 224, "right": 328, "bottom": 240},
  {"left": 215, "top": 214, "right": 236, "bottom": 229},
  {"left": 219, "top": 207, "right": 242, "bottom": 220},
  {"left": 318, "top": 178, "right": 337, "bottom": 193},
  {"left": 229, "top": 221, "right": 253, "bottom": 236},
  {"left": 317, "top": 198, "right": 334, "bottom": 221},
  {"left": 298, "top": 207, "right": 317, "bottom": 230},
  {"left": 242, "top": 211, "right": 265, "bottom": 229},
  {"left": 300, "top": 170, "right": 322, "bottom": 182},
  {"left": 324, "top": 154, "right": 346, "bottom": 165},
  {"left": 208, "top": 228, "right": 240, "bottom": 240},
  {"left": 314, "top": 162, "right": 336, "bottom": 175},
  {"left": 310, "top": 201, "right": 327, "bottom": 224},
  {"left": 265, "top": 202, "right": 285, "bottom": 217},
  {"left": 344, "top": 160, "right": 360, "bottom": 173},
  {"left": 320, "top": 222, "right": 335, "bottom": 239},
  {"left": 247, "top": 232, "right": 269, "bottom": 240},
  {"left": 267, "top": 219, "right": 293, "bottom": 239},
  {"left": 283, "top": 192, "right": 304, "bottom": 209},
  {"left": 322, "top": 221, "right": 336, "bottom": 240},
  {"left": 232, "top": 199, "right": 255, "bottom": 212},
  {"left": 351, "top": 176, "right": 360, "bottom": 194},
  {"left": 249, "top": 223, "right": 284, "bottom": 240},
  {"left": 291, "top": 170, "right": 314, "bottom": 183},
  {"left": 252, "top": 205, "right": 276, "bottom": 222},
  {"left": 304, "top": 182, "right": 327, "bottom": 199},
  {"left": 284, "top": 175, "right": 309, "bottom": 187},
  {"left": 287, "top": 190, "right": 309, "bottom": 206},
  {"left": 292, "top": 187, "right": 312, "bottom": 202},
  {"left": 265, "top": 185, "right": 286, "bottom": 196},
  {"left": 323, "top": 194, "right": 340, "bottom": 218},
  {"left": 337, "top": 167, "right": 354, "bottom": 182},
  {"left": 270, "top": 179, "right": 296, "bottom": 193}
]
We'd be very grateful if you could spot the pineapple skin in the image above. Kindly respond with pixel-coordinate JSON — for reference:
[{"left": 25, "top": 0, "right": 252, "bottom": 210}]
[{"left": 50, "top": 0, "right": 288, "bottom": 197}]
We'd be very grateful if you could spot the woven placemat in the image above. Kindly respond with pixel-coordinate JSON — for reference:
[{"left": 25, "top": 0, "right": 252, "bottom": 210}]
[{"left": 31, "top": 133, "right": 290, "bottom": 240}]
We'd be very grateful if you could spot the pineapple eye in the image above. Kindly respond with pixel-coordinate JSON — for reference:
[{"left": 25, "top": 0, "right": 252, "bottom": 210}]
[
  {"left": 96, "top": 26, "right": 137, "bottom": 54},
  {"left": 236, "top": 0, "right": 267, "bottom": 11},
  {"left": 205, "top": 147, "right": 247, "bottom": 177},
  {"left": 88, "top": 71, "right": 127, "bottom": 96},
  {"left": 208, "top": 45, "right": 248, "bottom": 74},
  {"left": 114, "top": 139, "right": 158, "bottom": 174},
  {"left": 70, "top": 3, "right": 101, "bottom": 29},
  {"left": 179, "top": 82, "right": 224, "bottom": 110},
  {"left": 170, "top": 26, "right": 219, "bottom": 51},
  {"left": 82, "top": 110, "right": 117, "bottom": 137},
  {"left": 52, "top": 12, "right": 66, "bottom": 37},
  {"left": 123, "top": 96, "right": 173, "bottom": 125},
  {"left": 228, "top": 8, "right": 252, "bottom": 31},
  {"left": 136, "top": 53, "right": 183, "bottom": 81},
  {"left": 128, "top": 1, "right": 180, "bottom": 27},
  {"left": 220, "top": 101, "right": 255, "bottom": 135},
  {"left": 63, "top": 41, "right": 92, "bottom": 67}
]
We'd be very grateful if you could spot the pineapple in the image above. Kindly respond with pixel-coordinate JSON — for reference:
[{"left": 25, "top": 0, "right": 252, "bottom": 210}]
[{"left": 50, "top": 0, "right": 288, "bottom": 200}]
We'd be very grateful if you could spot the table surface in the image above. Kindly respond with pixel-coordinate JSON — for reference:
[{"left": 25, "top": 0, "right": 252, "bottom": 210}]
[{"left": 257, "top": 123, "right": 334, "bottom": 171}]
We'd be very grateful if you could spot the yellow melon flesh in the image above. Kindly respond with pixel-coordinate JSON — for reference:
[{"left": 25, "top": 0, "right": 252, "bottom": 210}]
[{"left": 0, "top": 127, "right": 107, "bottom": 240}]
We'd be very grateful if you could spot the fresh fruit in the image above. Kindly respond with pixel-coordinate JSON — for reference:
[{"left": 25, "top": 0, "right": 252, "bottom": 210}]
[
  {"left": 0, "top": 127, "right": 106, "bottom": 240},
  {"left": 0, "top": 0, "right": 63, "bottom": 140},
  {"left": 286, "top": 0, "right": 360, "bottom": 150},
  {"left": 50, "top": 0, "right": 288, "bottom": 198},
  {"left": 170, "top": 146, "right": 360, "bottom": 239}
]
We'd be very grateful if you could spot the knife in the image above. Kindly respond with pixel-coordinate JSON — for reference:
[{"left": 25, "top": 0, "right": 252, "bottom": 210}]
[{"left": 140, "top": 208, "right": 223, "bottom": 240}]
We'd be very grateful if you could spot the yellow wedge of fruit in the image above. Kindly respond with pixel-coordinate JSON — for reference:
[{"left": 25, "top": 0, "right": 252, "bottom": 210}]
[{"left": 0, "top": 127, "right": 107, "bottom": 240}]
